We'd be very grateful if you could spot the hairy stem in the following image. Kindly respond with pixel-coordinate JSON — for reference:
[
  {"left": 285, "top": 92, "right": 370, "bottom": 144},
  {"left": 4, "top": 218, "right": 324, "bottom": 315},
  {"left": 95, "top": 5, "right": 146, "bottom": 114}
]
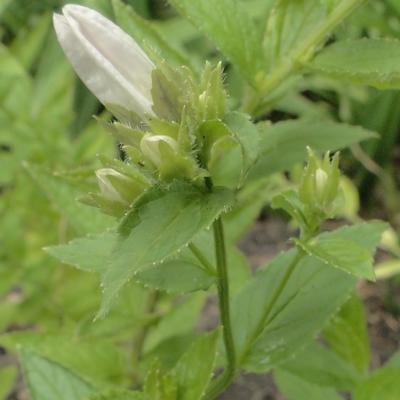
[{"left": 205, "top": 216, "right": 236, "bottom": 399}]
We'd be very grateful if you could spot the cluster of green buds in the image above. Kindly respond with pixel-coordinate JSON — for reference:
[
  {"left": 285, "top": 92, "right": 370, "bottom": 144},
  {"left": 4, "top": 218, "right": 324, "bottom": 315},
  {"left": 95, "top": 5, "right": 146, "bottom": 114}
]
[
  {"left": 272, "top": 147, "right": 341, "bottom": 238},
  {"left": 54, "top": 5, "right": 255, "bottom": 217}
]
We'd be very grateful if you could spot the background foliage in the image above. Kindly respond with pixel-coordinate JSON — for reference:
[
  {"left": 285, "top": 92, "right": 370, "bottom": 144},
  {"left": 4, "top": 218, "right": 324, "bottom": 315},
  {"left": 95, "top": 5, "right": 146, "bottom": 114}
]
[{"left": 1, "top": 0, "right": 400, "bottom": 399}]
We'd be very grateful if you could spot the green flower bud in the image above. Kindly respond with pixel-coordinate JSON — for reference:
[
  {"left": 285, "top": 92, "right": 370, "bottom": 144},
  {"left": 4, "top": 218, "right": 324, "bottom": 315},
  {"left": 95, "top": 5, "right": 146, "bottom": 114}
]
[
  {"left": 97, "top": 167, "right": 148, "bottom": 203},
  {"left": 140, "top": 134, "right": 179, "bottom": 169},
  {"left": 96, "top": 168, "right": 129, "bottom": 204},
  {"left": 299, "top": 148, "right": 341, "bottom": 212},
  {"left": 84, "top": 167, "right": 150, "bottom": 217},
  {"left": 198, "top": 62, "right": 227, "bottom": 121},
  {"left": 315, "top": 168, "right": 328, "bottom": 201},
  {"left": 140, "top": 134, "right": 202, "bottom": 182},
  {"left": 198, "top": 120, "right": 243, "bottom": 188}
]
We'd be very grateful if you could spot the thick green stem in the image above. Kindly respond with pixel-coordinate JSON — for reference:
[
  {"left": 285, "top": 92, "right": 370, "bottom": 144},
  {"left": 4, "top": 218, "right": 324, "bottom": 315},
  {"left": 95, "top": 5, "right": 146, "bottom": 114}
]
[{"left": 205, "top": 216, "right": 236, "bottom": 399}]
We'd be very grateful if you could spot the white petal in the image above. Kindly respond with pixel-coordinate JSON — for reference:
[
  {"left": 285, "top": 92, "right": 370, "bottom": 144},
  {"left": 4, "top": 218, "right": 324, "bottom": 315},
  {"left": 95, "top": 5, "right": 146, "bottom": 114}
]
[
  {"left": 315, "top": 168, "right": 328, "bottom": 193},
  {"left": 53, "top": 5, "right": 154, "bottom": 119}
]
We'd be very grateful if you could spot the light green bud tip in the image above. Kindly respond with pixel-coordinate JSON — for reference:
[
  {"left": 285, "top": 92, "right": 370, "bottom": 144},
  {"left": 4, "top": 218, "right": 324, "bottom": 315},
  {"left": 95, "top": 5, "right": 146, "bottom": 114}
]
[
  {"left": 140, "top": 134, "right": 178, "bottom": 169},
  {"left": 92, "top": 167, "right": 149, "bottom": 216},
  {"left": 299, "top": 147, "right": 340, "bottom": 210}
]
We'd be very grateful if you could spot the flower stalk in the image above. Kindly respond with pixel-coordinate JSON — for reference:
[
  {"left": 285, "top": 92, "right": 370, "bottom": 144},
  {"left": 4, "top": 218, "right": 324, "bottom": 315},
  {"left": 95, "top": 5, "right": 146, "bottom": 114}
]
[{"left": 205, "top": 216, "right": 236, "bottom": 399}]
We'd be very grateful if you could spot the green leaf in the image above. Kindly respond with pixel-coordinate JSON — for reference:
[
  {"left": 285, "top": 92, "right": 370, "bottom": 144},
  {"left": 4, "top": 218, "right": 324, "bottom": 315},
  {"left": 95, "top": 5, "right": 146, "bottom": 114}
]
[
  {"left": 353, "top": 366, "right": 400, "bottom": 400},
  {"left": 144, "top": 361, "right": 177, "bottom": 400},
  {"left": 99, "top": 185, "right": 233, "bottom": 317},
  {"left": 295, "top": 237, "right": 375, "bottom": 280},
  {"left": 249, "top": 120, "right": 377, "bottom": 180},
  {"left": 319, "top": 0, "right": 340, "bottom": 11},
  {"left": 0, "top": 366, "right": 17, "bottom": 399},
  {"left": 232, "top": 248, "right": 355, "bottom": 372},
  {"left": 386, "top": 352, "right": 400, "bottom": 369},
  {"left": 112, "top": 0, "right": 192, "bottom": 69},
  {"left": 168, "top": 0, "right": 264, "bottom": 85},
  {"left": 224, "top": 112, "right": 260, "bottom": 176},
  {"left": 263, "top": 0, "right": 327, "bottom": 71},
  {"left": 134, "top": 260, "right": 215, "bottom": 293},
  {"left": 324, "top": 294, "right": 370, "bottom": 373},
  {"left": 144, "top": 293, "right": 206, "bottom": 355},
  {"left": 20, "top": 350, "right": 95, "bottom": 400},
  {"left": 172, "top": 331, "right": 219, "bottom": 400},
  {"left": 352, "top": 352, "right": 400, "bottom": 400},
  {"left": 321, "top": 221, "right": 388, "bottom": 251},
  {"left": 308, "top": 39, "right": 400, "bottom": 89},
  {"left": 271, "top": 190, "right": 308, "bottom": 230},
  {"left": 224, "top": 179, "right": 270, "bottom": 243},
  {"left": 44, "top": 232, "right": 117, "bottom": 273},
  {"left": 181, "top": 230, "right": 251, "bottom": 295},
  {"left": 3, "top": 333, "right": 128, "bottom": 387},
  {"left": 27, "top": 164, "right": 112, "bottom": 235},
  {"left": 279, "top": 342, "right": 362, "bottom": 390},
  {"left": 275, "top": 370, "right": 341, "bottom": 400},
  {"left": 295, "top": 222, "right": 387, "bottom": 281},
  {"left": 86, "top": 390, "right": 148, "bottom": 400},
  {"left": 46, "top": 233, "right": 215, "bottom": 294}
]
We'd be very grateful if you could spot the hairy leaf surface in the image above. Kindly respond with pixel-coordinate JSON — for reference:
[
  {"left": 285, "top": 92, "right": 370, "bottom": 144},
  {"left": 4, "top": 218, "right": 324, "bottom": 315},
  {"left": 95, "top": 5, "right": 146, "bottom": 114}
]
[
  {"left": 279, "top": 342, "right": 361, "bottom": 390},
  {"left": 309, "top": 39, "right": 400, "bottom": 89},
  {"left": 20, "top": 351, "right": 95, "bottom": 400},
  {"left": 231, "top": 222, "right": 384, "bottom": 372},
  {"left": 275, "top": 370, "right": 341, "bottom": 400},
  {"left": 168, "top": 0, "right": 264, "bottom": 85},
  {"left": 324, "top": 294, "right": 371, "bottom": 373},
  {"left": 99, "top": 186, "right": 233, "bottom": 316},
  {"left": 296, "top": 222, "right": 387, "bottom": 281},
  {"left": 171, "top": 331, "right": 219, "bottom": 400}
]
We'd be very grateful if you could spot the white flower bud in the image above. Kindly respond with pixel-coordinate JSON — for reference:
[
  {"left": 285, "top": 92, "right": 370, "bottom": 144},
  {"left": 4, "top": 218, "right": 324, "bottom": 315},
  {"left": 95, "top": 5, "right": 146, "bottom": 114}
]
[
  {"left": 140, "top": 134, "right": 178, "bottom": 168},
  {"left": 53, "top": 5, "right": 154, "bottom": 119},
  {"left": 95, "top": 168, "right": 129, "bottom": 204},
  {"left": 315, "top": 168, "right": 328, "bottom": 196}
]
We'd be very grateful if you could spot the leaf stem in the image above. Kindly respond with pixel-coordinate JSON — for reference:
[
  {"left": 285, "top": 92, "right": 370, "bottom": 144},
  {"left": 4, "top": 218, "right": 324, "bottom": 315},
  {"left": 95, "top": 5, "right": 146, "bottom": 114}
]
[
  {"left": 188, "top": 242, "right": 217, "bottom": 275},
  {"left": 204, "top": 216, "right": 236, "bottom": 399}
]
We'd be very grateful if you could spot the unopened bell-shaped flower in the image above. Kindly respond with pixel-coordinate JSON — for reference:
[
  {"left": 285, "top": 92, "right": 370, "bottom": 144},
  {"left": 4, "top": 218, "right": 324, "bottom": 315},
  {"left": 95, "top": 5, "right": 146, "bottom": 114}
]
[
  {"left": 53, "top": 5, "right": 154, "bottom": 119},
  {"left": 139, "top": 133, "right": 202, "bottom": 181},
  {"left": 88, "top": 167, "right": 150, "bottom": 216},
  {"left": 299, "top": 147, "right": 340, "bottom": 210},
  {"left": 140, "top": 134, "right": 179, "bottom": 169}
]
